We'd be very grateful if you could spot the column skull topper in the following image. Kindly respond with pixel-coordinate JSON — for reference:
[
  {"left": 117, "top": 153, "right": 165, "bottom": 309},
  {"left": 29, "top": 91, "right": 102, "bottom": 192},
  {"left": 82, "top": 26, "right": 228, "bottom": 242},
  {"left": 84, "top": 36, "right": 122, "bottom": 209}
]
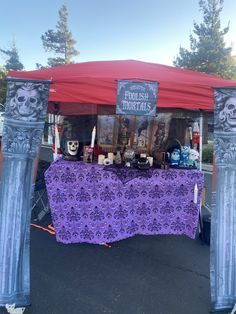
[
  {"left": 219, "top": 96, "right": 236, "bottom": 131},
  {"left": 5, "top": 81, "right": 48, "bottom": 122}
]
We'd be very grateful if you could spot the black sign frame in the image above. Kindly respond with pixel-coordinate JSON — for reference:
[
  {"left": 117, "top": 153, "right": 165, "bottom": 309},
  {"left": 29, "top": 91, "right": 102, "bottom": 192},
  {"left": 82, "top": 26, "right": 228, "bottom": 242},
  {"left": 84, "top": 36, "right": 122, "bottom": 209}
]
[{"left": 116, "top": 80, "right": 158, "bottom": 116}]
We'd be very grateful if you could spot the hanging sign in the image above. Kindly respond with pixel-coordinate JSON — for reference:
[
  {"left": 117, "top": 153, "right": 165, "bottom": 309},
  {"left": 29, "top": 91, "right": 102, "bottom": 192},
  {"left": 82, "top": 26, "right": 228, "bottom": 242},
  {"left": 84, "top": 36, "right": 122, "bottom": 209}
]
[{"left": 116, "top": 80, "right": 158, "bottom": 116}]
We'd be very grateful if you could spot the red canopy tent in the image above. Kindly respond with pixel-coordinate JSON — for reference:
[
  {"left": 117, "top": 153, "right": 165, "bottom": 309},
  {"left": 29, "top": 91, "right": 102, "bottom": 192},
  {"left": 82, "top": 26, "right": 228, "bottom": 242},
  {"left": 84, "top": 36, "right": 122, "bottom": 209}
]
[{"left": 8, "top": 60, "right": 236, "bottom": 115}]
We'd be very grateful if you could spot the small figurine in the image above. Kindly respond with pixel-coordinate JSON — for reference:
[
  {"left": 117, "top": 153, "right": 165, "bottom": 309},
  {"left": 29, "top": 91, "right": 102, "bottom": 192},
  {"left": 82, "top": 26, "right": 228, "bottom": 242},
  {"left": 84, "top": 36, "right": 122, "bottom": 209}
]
[
  {"left": 137, "top": 157, "right": 150, "bottom": 170},
  {"left": 62, "top": 139, "right": 81, "bottom": 161},
  {"left": 168, "top": 148, "right": 181, "bottom": 166},
  {"left": 61, "top": 131, "right": 82, "bottom": 161},
  {"left": 187, "top": 149, "right": 199, "bottom": 167},
  {"left": 114, "top": 150, "right": 122, "bottom": 164},
  {"left": 123, "top": 148, "right": 135, "bottom": 167},
  {"left": 180, "top": 144, "right": 190, "bottom": 166}
]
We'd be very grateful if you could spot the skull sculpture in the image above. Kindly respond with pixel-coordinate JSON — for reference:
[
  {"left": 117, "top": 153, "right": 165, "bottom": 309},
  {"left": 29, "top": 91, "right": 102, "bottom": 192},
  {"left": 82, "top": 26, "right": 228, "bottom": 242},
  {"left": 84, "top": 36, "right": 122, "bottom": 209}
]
[
  {"left": 219, "top": 97, "right": 236, "bottom": 131},
  {"left": 67, "top": 140, "right": 79, "bottom": 156}
]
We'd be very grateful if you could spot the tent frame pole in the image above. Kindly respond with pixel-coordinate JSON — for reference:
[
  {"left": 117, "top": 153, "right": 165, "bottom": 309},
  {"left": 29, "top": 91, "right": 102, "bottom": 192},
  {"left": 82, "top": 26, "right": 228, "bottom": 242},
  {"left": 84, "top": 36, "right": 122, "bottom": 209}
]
[{"left": 199, "top": 110, "right": 203, "bottom": 171}]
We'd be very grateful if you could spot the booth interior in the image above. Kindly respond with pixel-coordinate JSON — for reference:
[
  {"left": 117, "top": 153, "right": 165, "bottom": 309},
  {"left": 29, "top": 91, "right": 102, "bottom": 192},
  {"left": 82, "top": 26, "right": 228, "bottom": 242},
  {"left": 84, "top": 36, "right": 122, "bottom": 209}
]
[
  {"left": 8, "top": 60, "right": 226, "bottom": 245},
  {"left": 35, "top": 106, "right": 207, "bottom": 245},
  {"left": 41, "top": 108, "right": 210, "bottom": 164}
]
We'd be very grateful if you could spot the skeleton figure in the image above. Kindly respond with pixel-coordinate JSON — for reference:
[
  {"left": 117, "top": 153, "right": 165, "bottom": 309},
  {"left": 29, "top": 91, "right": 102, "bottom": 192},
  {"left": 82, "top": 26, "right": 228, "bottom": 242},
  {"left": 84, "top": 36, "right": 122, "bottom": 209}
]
[
  {"left": 9, "top": 84, "right": 44, "bottom": 121},
  {"left": 219, "top": 97, "right": 236, "bottom": 131}
]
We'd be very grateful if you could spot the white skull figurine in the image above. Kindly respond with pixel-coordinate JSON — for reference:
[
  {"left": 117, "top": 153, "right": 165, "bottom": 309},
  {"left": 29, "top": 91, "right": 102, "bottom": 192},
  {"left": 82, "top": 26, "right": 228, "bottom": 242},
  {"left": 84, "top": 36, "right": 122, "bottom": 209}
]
[
  {"left": 219, "top": 97, "right": 236, "bottom": 131},
  {"left": 67, "top": 140, "right": 79, "bottom": 156}
]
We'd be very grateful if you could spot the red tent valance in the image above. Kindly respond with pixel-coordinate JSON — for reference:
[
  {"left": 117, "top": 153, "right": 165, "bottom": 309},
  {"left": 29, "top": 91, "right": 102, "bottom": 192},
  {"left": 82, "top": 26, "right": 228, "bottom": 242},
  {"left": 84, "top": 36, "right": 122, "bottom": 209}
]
[{"left": 8, "top": 60, "right": 236, "bottom": 114}]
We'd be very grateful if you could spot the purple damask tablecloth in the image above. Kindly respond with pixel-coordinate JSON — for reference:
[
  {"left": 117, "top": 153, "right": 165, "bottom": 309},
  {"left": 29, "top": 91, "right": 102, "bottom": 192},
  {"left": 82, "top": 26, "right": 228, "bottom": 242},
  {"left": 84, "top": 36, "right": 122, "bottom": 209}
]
[{"left": 45, "top": 159, "right": 204, "bottom": 244}]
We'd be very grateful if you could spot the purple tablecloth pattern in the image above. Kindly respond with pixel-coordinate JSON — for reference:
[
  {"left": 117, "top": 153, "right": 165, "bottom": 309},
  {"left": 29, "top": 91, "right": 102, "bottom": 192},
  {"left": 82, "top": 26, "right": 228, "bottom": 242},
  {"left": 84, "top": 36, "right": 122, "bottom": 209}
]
[{"left": 45, "top": 159, "right": 204, "bottom": 244}]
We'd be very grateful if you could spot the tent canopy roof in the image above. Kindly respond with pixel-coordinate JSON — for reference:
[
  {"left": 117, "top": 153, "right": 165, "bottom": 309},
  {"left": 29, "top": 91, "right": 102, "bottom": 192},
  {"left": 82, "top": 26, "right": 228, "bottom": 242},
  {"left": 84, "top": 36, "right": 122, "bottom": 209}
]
[{"left": 8, "top": 59, "right": 236, "bottom": 114}]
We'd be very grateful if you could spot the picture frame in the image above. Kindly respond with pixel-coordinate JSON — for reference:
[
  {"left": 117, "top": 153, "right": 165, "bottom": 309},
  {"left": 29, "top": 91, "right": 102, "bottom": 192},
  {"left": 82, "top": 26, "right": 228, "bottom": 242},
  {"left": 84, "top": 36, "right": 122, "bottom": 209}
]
[
  {"left": 97, "top": 115, "right": 116, "bottom": 148},
  {"left": 150, "top": 113, "right": 172, "bottom": 153},
  {"left": 134, "top": 115, "right": 154, "bottom": 153},
  {"left": 83, "top": 145, "right": 93, "bottom": 163},
  {"left": 116, "top": 115, "right": 135, "bottom": 148}
]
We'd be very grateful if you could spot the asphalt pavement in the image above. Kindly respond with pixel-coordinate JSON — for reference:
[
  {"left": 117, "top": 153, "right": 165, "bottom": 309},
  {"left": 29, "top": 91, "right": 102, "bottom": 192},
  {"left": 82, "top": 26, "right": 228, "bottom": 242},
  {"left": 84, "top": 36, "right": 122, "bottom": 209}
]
[{"left": 1, "top": 228, "right": 212, "bottom": 314}]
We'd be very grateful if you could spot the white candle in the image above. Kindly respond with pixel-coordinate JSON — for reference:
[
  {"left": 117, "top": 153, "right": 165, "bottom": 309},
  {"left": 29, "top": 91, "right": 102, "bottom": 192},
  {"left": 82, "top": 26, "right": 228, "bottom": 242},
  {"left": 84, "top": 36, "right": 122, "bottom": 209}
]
[
  {"left": 54, "top": 125, "right": 59, "bottom": 159},
  {"left": 91, "top": 126, "right": 96, "bottom": 148},
  {"left": 193, "top": 184, "right": 198, "bottom": 204},
  {"left": 55, "top": 125, "right": 60, "bottom": 149},
  {"left": 189, "top": 126, "right": 193, "bottom": 140},
  {"left": 98, "top": 154, "right": 105, "bottom": 165},
  {"left": 108, "top": 152, "right": 114, "bottom": 162},
  {"left": 54, "top": 139, "right": 57, "bottom": 159},
  {"left": 147, "top": 156, "right": 153, "bottom": 167}
]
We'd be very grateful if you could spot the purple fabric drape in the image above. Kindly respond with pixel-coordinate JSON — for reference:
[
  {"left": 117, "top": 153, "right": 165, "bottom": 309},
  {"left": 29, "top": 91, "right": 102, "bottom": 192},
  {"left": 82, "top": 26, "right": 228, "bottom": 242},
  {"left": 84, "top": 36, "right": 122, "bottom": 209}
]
[{"left": 45, "top": 159, "right": 204, "bottom": 244}]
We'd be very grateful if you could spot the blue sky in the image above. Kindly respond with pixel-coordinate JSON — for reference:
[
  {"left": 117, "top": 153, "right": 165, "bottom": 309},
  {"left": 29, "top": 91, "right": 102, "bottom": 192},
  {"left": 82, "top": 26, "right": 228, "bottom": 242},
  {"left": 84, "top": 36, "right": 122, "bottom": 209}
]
[{"left": 0, "top": 0, "right": 235, "bottom": 70}]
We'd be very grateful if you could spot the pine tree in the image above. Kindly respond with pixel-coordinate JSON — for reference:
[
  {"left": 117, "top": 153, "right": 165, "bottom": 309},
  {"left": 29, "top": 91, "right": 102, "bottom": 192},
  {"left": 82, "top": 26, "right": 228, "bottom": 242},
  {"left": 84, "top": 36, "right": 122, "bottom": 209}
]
[
  {"left": 0, "top": 40, "right": 24, "bottom": 71},
  {"left": 173, "top": 0, "right": 236, "bottom": 79},
  {"left": 41, "top": 4, "right": 79, "bottom": 67}
]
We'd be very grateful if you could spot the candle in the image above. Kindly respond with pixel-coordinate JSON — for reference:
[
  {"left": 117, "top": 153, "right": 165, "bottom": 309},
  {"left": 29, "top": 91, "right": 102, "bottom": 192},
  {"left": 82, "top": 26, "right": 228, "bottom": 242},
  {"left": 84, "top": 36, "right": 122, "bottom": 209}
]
[
  {"left": 98, "top": 154, "right": 105, "bottom": 165},
  {"left": 91, "top": 126, "right": 96, "bottom": 148},
  {"left": 55, "top": 125, "right": 60, "bottom": 150},
  {"left": 54, "top": 137, "right": 57, "bottom": 159},
  {"left": 147, "top": 156, "right": 153, "bottom": 167},
  {"left": 108, "top": 152, "right": 114, "bottom": 163},
  {"left": 54, "top": 124, "right": 60, "bottom": 159},
  {"left": 193, "top": 184, "right": 198, "bottom": 204},
  {"left": 189, "top": 126, "right": 193, "bottom": 140}
]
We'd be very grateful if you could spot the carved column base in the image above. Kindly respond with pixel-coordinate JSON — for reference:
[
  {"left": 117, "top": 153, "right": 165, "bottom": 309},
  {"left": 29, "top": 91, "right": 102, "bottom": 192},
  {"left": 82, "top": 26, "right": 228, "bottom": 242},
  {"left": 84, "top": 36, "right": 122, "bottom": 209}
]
[{"left": 211, "top": 166, "right": 236, "bottom": 310}]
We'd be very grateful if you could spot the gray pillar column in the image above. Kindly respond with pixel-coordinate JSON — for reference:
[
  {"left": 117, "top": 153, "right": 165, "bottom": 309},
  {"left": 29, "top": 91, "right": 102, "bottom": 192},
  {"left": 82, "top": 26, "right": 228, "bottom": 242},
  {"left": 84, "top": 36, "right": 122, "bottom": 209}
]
[
  {"left": 211, "top": 88, "right": 236, "bottom": 311},
  {"left": 0, "top": 78, "right": 50, "bottom": 307}
]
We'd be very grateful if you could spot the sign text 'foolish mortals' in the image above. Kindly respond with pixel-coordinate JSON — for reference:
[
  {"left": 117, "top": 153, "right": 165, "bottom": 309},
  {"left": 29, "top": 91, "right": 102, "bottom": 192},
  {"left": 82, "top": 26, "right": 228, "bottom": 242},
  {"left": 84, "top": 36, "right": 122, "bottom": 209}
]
[{"left": 116, "top": 80, "right": 158, "bottom": 116}]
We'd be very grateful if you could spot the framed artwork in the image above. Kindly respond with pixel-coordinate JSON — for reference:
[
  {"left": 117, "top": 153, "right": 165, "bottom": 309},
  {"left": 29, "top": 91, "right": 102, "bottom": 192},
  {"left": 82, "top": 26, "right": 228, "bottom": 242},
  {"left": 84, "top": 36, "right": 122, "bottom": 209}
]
[
  {"left": 97, "top": 115, "right": 116, "bottom": 148},
  {"left": 134, "top": 116, "right": 154, "bottom": 153},
  {"left": 83, "top": 145, "right": 93, "bottom": 163},
  {"left": 150, "top": 113, "right": 172, "bottom": 153},
  {"left": 116, "top": 115, "right": 135, "bottom": 148}
]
